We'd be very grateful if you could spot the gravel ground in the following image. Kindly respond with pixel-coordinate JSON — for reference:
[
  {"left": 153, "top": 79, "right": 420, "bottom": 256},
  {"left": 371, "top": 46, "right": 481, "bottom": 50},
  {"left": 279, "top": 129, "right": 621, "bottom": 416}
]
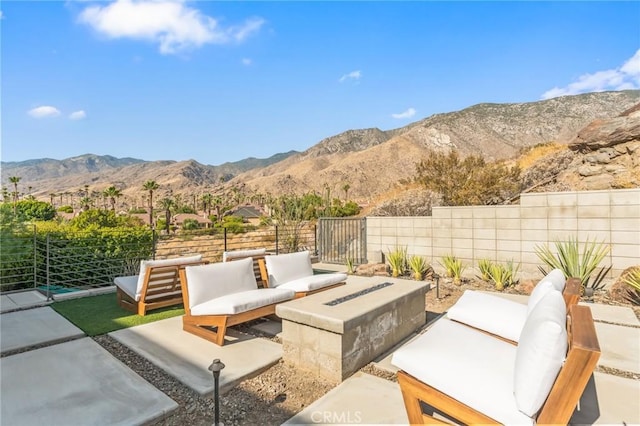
[{"left": 89, "top": 278, "right": 638, "bottom": 425}]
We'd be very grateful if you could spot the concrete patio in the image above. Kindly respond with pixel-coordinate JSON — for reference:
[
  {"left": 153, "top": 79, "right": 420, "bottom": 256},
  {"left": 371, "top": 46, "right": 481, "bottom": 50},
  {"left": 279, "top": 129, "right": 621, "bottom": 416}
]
[{"left": 1, "top": 276, "right": 639, "bottom": 425}]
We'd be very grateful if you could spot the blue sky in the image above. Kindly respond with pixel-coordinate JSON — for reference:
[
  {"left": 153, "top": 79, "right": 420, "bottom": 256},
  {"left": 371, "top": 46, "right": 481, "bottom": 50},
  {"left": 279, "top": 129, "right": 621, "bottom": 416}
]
[{"left": 2, "top": 1, "right": 639, "bottom": 166}]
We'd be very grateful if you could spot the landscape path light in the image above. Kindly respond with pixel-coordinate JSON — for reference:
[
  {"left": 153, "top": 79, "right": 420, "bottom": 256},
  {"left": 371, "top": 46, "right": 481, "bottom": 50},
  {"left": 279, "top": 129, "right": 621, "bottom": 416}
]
[{"left": 209, "top": 358, "right": 225, "bottom": 426}]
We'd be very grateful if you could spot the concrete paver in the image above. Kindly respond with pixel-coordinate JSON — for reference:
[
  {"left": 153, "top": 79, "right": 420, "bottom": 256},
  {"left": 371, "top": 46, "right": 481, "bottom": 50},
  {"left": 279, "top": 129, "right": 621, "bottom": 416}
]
[
  {"left": 582, "top": 301, "right": 640, "bottom": 326},
  {"left": 0, "top": 306, "right": 84, "bottom": 353},
  {"left": 283, "top": 372, "right": 408, "bottom": 425},
  {"left": 110, "top": 315, "right": 283, "bottom": 395},
  {"left": 571, "top": 372, "right": 640, "bottom": 424},
  {"left": 0, "top": 337, "right": 178, "bottom": 426},
  {"left": 595, "top": 322, "right": 640, "bottom": 374},
  {"left": 0, "top": 290, "right": 48, "bottom": 313}
]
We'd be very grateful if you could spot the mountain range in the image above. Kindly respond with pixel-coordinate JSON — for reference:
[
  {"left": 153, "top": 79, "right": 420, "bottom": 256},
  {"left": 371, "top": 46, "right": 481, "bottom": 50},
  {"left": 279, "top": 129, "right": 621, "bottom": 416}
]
[{"left": 2, "top": 90, "right": 639, "bottom": 208}]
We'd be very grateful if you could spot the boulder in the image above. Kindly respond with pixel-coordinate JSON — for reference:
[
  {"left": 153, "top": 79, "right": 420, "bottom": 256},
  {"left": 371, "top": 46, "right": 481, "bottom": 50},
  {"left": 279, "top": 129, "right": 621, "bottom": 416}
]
[{"left": 569, "top": 110, "right": 640, "bottom": 152}]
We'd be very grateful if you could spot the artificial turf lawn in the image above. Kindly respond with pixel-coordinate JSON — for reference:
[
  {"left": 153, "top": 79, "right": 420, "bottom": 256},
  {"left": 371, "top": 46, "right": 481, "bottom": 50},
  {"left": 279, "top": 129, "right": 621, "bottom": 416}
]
[{"left": 51, "top": 293, "right": 184, "bottom": 336}]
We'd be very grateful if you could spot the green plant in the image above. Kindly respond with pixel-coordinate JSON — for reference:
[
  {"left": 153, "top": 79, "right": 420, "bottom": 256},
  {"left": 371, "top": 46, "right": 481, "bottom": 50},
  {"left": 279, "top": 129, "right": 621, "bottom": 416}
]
[
  {"left": 535, "top": 237, "right": 610, "bottom": 290},
  {"left": 386, "top": 246, "right": 408, "bottom": 277},
  {"left": 408, "top": 255, "right": 429, "bottom": 281},
  {"left": 477, "top": 258, "right": 493, "bottom": 281},
  {"left": 622, "top": 267, "right": 640, "bottom": 292},
  {"left": 488, "top": 260, "right": 520, "bottom": 291},
  {"left": 346, "top": 256, "right": 355, "bottom": 274},
  {"left": 441, "top": 254, "right": 466, "bottom": 285}
]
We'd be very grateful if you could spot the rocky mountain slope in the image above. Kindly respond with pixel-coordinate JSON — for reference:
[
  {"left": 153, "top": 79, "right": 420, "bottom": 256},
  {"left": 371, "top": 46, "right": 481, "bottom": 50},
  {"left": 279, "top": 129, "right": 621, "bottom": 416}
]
[{"left": 2, "top": 90, "right": 638, "bottom": 205}]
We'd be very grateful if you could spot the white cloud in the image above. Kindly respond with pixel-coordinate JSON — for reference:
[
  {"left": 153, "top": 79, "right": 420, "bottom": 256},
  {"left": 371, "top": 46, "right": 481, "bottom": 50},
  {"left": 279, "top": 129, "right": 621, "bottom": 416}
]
[
  {"left": 241, "top": 58, "right": 252, "bottom": 66},
  {"left": 77, "top": 0, "right": 265, "bottom": 55},
  {"left": 541, "top": 49, "right": 640, "bottom": 99},
  {"left": 339, "top": 70, "right": 361, "bottom": 83},
  {"left": 391, "top": 107, "right": 416, "bottom": 119},
  {"left": 28, "top": 106, "right": 62, "bottom": 118},
  {"left": 69, "top": 110, "right": 87, "bottom": 120}
]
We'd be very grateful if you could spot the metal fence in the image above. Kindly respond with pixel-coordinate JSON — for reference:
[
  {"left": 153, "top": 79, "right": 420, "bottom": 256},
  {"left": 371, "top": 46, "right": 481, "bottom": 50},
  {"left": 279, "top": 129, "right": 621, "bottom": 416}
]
[
  {"left": 0, "top": 224, "right": 317, "bottom": 296},
  {"left": 317, "top": 217, "right": 367, "bottom": 265}
]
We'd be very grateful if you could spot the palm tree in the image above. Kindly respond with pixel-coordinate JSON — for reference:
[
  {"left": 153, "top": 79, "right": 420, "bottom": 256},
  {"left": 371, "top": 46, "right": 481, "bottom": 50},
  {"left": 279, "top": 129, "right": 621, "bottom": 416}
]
[
  {"left": 201, "top": 193, "right": 213, "bottom": 217},
  {"left": 103, "top": 186, "right": 122, "bottom": 211},
  {"left": 142, "top": 180, "right": 159, "bottom": 228},
  {"left": 79, "top": 197, "right": 93, "bottom": 211},
  {"left": 158, "top": 197, "right": 175, "bottom": 233},
  {"left": 9, "top": 176, "right": 21, "bottom": 214},
  {"left": 342, "top": 183, "right": 351, "bottom": 201},
  {"left": 50, "top": 193, "right": 57, "bottom": 207}
]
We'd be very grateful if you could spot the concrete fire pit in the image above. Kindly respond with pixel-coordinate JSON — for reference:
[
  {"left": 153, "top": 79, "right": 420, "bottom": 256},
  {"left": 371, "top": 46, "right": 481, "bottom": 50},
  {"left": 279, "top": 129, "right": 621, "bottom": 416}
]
[{"left": 276, "top": 278, "right": 428, "bottom": 382}]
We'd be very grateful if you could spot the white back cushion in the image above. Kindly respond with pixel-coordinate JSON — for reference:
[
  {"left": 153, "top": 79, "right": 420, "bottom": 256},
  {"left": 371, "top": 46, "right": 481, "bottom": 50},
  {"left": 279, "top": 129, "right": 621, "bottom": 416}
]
[
  {"left": 223, "top": 248, "right": 267, "bottom": 262},
  {"left": 264, "top": 251, "right": 313, "bottom": 287},
  {"left": 543, "top": 268, "right": 566, "bottom": 292},
  {"left": 526, "top": 280, "right": 556, "bottom": 316},
  {"left": 136, "top": 254, "right": 202, "bottom": 297},
  {"left": 185, "top": 257, "right": 258, "bottom": 309},
  {"left": 514, "top": 290, "right": 568, "bottom": 417}
]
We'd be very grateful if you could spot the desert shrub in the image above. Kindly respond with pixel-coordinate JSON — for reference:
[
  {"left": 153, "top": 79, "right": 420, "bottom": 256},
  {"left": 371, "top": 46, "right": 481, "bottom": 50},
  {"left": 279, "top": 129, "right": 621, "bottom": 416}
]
[
  {"left": 415, "top": 150, "right": 521, "bottom": 206},
  {"left": 58, "top": 205, "right": 74, "bottom": 213},
  {"left": 182, "top": 218, "right": 199, "bottom": 230},
  {"left": 0, "top": 200, "right": 56, "bottom": 223},
  {"left": 128, "top": 207, "right": 147, "bottom": 214},
  {"left": 535, "top": 236, "right": 610, "bottom": 290},
  {"left": 623, "top": 268, "right": 640, "bottom": 292},
  {"left": 441, "top": 254, "right": 466, "bottom": 285},
  {"left": 345, "top": 256, "right": 355, "bottom": 274}
]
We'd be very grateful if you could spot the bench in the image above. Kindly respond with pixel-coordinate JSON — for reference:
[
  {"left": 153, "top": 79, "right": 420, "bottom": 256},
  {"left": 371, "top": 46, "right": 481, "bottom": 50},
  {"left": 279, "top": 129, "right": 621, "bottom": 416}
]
[
  {"left": 392, "top": 290, "right": 600, "bottom": 424},
  {"left": 258, "top": 251, "right": 347, "bottom": 298},
  {"left": 114, "top": 255, "right": 205, "bottom": 316},
  {"left": 180, "top": 257, "right": 295, "bottom": 346},
  {"left": 446, "top": 270, "right": 581, "bottom": 343}
]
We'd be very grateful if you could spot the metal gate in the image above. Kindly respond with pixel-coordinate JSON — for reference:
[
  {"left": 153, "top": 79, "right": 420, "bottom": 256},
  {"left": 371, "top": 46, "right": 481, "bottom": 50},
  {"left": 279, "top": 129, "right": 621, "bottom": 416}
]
[{"left": 317, "top": 218, "right": 367, "bottom": 265}]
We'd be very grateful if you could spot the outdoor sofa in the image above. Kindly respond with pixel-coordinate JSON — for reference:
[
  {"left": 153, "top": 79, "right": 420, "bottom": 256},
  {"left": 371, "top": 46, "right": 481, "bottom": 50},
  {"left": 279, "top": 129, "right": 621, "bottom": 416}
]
[
  {"left": 179, "top": 257, "right": 295, "bottom": 346},
  {"left": 114, "top": 254, "right": 206, "bottom": 316},
  {"left": 258, "top": 250, "right": 347, "bottom": 298},
  {"left": 392, "top": 289, "right": 600, "bottom": 424}
]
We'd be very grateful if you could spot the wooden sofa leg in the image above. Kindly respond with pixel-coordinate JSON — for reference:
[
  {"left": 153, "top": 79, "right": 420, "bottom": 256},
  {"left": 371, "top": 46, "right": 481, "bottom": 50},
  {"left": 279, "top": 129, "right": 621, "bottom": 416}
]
[
  {"left": 137, "top": 303, "right": 147, "bottom": 316},
  {"left": 183, "top": 317, "right": 229, "bottom": 346}
]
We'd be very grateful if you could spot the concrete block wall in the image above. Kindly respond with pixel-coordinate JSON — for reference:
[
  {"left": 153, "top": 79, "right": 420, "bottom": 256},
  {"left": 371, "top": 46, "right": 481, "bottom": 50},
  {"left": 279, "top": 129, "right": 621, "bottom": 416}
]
[{"left": 366, "top": 188, "right": 640, "bottom": 278}]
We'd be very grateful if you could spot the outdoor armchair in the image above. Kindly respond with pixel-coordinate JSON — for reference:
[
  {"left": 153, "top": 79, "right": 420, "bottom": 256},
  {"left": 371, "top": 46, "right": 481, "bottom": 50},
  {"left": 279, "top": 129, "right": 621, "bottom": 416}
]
[
  {"left": 114, "top": 254, "right": 205, "bottom": 316},
  {"left": 223, "top": 248, "right": 270, "bottom": 288}
]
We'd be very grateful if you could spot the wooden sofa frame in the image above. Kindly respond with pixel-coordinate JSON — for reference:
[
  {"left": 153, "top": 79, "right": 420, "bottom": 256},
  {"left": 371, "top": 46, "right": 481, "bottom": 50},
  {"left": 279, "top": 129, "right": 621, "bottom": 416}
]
[
  {"left": 257, "top": 258, "right": 345, "bottom": 298},
  {"left": 116, "top": 259, "right": 206, "bottom": 316},
  {"left": 179, "top": 268, "right": 287, "bottom": 346},
  {"left": 397, "top": 304, "right": 601, "bottom": 424}
]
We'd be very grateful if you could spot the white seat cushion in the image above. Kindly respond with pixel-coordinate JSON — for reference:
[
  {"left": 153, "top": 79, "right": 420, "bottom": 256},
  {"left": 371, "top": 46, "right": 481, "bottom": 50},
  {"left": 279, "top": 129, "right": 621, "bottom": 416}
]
[
  {"left": 526, "top": 279, "right": 556, "bottom": 315},
  {"left": 223, "top": 248, "right": 267, "bottom": 262},
  {"left": 277, "top": 273, "right": 347, "bottom": 293},
  {"left": 264, "top": 251, "right": 314, "bottom": 287},
  {"left": 514, "top": 290, "right": 567, "bottom": 417},
  {"left": 446, "top": 290, "right": 527, "bottom": 342},
  {"left": 543, "top": 268, "right": 566, "bottom": 292},
  {"left": 114, "top": 275, "right": 138, "bottom": 300},
  {"left": 185, "top": 258, "right": 258, "bottom": 309},
  {"left": 190, "top": 288, "right": 295, "bottom": 315},
  {"left": 391, "top": 318, "right": 533, "bottom": 425},
  {"left": 135, "top": 254, "right": 202, "bottom": 299}
]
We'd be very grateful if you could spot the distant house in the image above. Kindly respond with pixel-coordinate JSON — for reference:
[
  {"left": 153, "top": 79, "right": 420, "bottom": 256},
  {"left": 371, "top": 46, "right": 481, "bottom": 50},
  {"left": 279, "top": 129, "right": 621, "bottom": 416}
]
[
  {"left": 173, "top": 213, "right": 212, "bottom": 229},
  {"left": 230, "top": 205, "right": 264, "bottom": 226}
]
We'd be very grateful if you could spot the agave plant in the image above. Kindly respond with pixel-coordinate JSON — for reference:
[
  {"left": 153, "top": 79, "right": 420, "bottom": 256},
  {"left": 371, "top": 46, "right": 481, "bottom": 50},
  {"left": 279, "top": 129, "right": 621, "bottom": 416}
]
[
  {"left": 488, "top": 260, "right": 520, "bottom": 291},
  {"left": 441, "top": 254, "right": 466, "bottom": 285},
  {"left": 477, "top": 258, "right": 493, "bottom": 281},
  {"left": 535, "top": 237, "right": 610, "bottom": 290},
  {"left": 386, "top": 246, "right": 408, "bottom": 277},
  {"left": 345, "top": 256, "right": 355, "bottom": 274},
  {"left": 408, "top": 255, "right": 429, "bottom": 281},
  {"left": 622, "top": 267, "right": 640, "bottom": 292}
]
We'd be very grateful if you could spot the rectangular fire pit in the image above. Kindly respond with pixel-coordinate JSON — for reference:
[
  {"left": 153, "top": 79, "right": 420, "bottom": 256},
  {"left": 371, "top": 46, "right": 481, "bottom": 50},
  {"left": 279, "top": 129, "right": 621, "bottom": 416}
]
[{"left": 276, "top": 278, "right": 428, "bottom": 382}]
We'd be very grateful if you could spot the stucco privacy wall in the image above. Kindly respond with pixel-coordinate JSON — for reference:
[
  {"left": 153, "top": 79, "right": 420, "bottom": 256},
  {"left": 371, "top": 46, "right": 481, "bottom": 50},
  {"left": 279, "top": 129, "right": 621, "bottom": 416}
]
[{"left": 366, "top": 188, "right": 639, "bottom": 277}]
